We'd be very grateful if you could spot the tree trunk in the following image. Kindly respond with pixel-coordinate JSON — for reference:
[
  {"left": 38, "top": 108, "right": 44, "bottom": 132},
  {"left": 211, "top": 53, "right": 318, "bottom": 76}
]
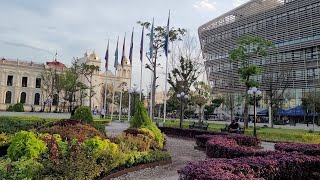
[
  {"left": 243, "top": 90, "right": 249, "bottom": 128},
  {"left": 151, "top": 56, "right": 157, "bottom": 121},
  {"left": 89, "top": 76, "right": 92, "bottom": 109}
]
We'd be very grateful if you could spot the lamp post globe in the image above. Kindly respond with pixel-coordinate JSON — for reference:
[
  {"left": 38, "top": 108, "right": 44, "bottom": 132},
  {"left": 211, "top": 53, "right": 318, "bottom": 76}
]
[{"left": 247, "top": 87, "right": 262, "bottom": 138}]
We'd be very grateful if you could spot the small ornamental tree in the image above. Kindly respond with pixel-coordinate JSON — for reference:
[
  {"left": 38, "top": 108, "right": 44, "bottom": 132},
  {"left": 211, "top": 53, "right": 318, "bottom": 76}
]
[
  {"left": 71, "top": 106, "right": 93, "bottom": 123},
  {"left": 130, "top": 101, "right": 152, "bottom": 128}
]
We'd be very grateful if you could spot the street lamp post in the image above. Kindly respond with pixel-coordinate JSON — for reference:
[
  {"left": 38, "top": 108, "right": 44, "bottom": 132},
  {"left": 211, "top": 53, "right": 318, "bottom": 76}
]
[
  {"left": 247, "top": 87, "right": 262, "bottom": 137},
  {"left": 177, "top": 92, "right": 189, "bottom": 128}
]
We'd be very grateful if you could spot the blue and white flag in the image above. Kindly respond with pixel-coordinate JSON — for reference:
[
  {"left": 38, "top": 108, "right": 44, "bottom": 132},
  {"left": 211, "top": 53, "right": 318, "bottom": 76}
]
[
  {"left": 164, "top": 10, "right": 170, "bottom": 57},
  {"left": 129, "top": 28, "right": 134, "bottom": 65},
  {"left": 121, "top": 35, "right": 126, "bottom": 67},
  {"left": 105, "top": 40, "right": 109, "bottom": 70},
  {"left": 114, "top": 37, "right": 119, "bottom": 70},
  {"left": 149, "top": 18, "right": 154, "bottom": 60}
]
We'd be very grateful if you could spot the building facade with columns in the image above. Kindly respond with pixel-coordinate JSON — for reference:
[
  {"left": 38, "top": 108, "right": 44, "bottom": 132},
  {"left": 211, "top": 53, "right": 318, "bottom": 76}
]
[{"left": 0, "top": 51, "right": 132, "bottom": 112}]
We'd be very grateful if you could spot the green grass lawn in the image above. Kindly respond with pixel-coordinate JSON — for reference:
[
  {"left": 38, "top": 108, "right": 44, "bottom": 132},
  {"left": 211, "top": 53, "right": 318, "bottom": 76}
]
[{"left": 162, "top": 120, "right": 320, "bottom": 143}]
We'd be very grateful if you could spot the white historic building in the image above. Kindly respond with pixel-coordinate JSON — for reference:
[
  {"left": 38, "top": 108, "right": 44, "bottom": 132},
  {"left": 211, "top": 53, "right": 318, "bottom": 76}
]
[{"left": 0, "top": 51, "right": 132, "bottom": 112}]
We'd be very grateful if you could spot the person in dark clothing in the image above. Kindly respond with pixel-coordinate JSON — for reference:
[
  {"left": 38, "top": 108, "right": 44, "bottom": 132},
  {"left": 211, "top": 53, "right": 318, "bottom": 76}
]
[{"left": 228, "top": 120, "right": 240, "bottom": 133}]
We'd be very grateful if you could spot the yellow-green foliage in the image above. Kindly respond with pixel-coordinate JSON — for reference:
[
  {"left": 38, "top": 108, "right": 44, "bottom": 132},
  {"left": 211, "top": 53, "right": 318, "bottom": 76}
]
[
  {"left": 8, "top": 131, "right": 47, "bottom": 161},
  {"left": 0, "top": 157, "right": 43, "bottom": 180},
  {"left": 82, "top": 137, "right": 118, "bottom": 158},
  {"left": 130, "top": 101, "right": 152, "bottom": 128},
  {"left": 142, "top": 124, "right": 165, "bottom": 150},
  {"left": 0, "top": 133, "right": 11, "bottom": 146}
]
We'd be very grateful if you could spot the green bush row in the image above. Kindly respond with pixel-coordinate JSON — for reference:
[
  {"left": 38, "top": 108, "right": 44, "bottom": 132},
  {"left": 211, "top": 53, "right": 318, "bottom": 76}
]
[{"left": 6, "top": 103, "right": 24, "bottom": 112}]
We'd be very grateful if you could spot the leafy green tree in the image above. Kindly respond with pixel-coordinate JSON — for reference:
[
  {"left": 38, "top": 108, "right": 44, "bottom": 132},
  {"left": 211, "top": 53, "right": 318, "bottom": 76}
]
[
  {"left": 230, "top": 36, "right": 273, "bottom": 128},
  {"left": 79, "top": 63, "right": 100, "bottom": 109},
  {"left": 137, "top": 21, "right": 186, "bottom": 121},
  {"left": 130, "top": 101, "right": 152, "bottom": 128}
]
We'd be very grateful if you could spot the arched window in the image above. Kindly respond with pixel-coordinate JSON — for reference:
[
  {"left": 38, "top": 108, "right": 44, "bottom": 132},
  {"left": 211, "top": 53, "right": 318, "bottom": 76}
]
[
  {"left": 52, "top": 94, "right": 59, "bottom": 106},
  {"left": 20, "top": 92, "right": 26, "bottom": 104},
  {"left": 5, "top": 91, "right": 12, "bottom": 104},
  {"left": 123, "top": 70, "right": 127, "bottom": 78},
  {"left": 127, "top": 70, "right": 130, "bottom": 78},
  {"left": 34, "top": 93, "right": 40, "bottom": 105}
]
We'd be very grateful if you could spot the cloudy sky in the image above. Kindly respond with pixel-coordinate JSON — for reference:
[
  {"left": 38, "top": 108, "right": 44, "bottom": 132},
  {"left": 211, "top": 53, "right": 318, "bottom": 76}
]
[{"left": 0, "top": 0, "right": 249, "bottom": 91}]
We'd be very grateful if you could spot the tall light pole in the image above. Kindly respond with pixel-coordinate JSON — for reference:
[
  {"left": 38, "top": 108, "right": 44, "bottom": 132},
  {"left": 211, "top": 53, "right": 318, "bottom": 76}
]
[
  {"left": 177, "top": 92, "right": 189, "bottom": 128},
  {"left": 247, "top": 87, "right": 262, "bottom": 137}
]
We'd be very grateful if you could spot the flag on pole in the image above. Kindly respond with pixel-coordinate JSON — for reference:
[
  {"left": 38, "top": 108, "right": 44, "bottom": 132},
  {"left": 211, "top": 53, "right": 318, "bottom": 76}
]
[
  {"left": 121, "top": 35, "right": 126, "bottom": 67},
  {"left": 149, "top": 18, "right": 154, "bottom": 60},
  {"left": 164, "top": 10, "right": 170, "bottom": 57},
  {"left": 114, "top": 37, "right": 119, "bottom": 70},
  {"left": 129, "top": 28, "right": 134, "bottom": 65},
  {"left": 140, "top": 26, "right": 144, "bottom": 62},
  {"left": 105, "top": 40, "right": 109, "bottom": 70}
]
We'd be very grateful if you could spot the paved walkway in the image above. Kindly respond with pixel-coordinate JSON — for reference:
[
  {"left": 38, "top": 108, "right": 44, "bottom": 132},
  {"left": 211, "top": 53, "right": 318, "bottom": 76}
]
[{"left": 105, "top": 122, "right": 275, "bottom": 180}]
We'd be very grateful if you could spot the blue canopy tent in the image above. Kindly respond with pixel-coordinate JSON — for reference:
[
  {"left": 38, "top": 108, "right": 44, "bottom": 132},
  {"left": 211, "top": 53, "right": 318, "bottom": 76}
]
[
  {"left": 257, "top": 108, "right": 285, "bottom": 116},
  {"left": 281, "top": 106, "right": 305, "bottom": 117}
]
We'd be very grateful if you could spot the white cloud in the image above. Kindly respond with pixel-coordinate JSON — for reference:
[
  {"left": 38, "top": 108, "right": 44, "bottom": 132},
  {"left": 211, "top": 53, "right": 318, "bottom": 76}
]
[
  {"left": 193, "top": 0, "right": 217, "bottom": 11},
  {"left": 233, "top": 0, "right": 250, "bottom": 7}
]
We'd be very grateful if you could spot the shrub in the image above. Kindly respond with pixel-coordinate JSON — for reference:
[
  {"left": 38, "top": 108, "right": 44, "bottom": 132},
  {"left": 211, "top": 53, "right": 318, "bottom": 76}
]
[
  {"left": 158, "top": 126, "right": 226, "bottom": 138},
  {"left": 39, "top": 141, "right": 102, "bottom": 180},
  {"left": 6, "top": 105, "right": 14, "bottom": 112},
  {"left": 39, "top": 133, "right": 68, "bottom": 161},
  {"left": 275, "top": 142, "right": 320, "bottom": 156},
  {"left": 41, "top": 121, "right": 105, "bottom": 141},
  {"left": 179, "top": 152, "right": 320, "bottom": 180},
  {"left": 205, "top": 136, "right": 274, "bottom": 159},
  {"left": 91, "top": 120, "right": 109, "bottom": 135},
  {"left": 0, "top": 116, "right": 59, "bottom": 134},
  {"left": 12, "top": 103, "right": 24, "bottom": 112},
  {"left": 0, "top": 133, "right": 11, "bottom": 156},
  {"left": 7, "top": 131, "right": 47, "bottom": 161},
  {"left": 110, "top": 134, "right": 149, "bottom": 152},
  {"left": 0, "top": 157, "right": 43, "bottom": 179},
  {"left": 143, "top": 124, "right": 165, "bottom": 150},
  {"left": 124, "top": 128, "right": 157, "bottom": 149},
  {"left": 71, "top": 106, "right": 93, "bottom": 123},
  {"left": 130, "top": 101, "right": 152, "bottom": 128},
  {"left": 195, "top": 134, "right": 260, "bottom": 148}
]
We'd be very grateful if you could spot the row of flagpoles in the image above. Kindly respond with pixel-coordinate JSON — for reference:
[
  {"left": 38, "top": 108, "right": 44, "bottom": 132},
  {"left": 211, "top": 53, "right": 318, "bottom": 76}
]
[{"left": 103, "top": 10, "right": 170, "bottom": 122}]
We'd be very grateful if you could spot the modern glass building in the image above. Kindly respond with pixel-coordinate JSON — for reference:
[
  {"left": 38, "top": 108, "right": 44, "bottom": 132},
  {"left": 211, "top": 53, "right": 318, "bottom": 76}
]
[{"left": 199, "top": 0, "right": 320, "bottom": 107}]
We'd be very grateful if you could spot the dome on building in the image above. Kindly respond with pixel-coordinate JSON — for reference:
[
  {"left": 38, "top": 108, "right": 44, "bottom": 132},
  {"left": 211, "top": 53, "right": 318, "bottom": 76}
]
[
  {"left": 89, "top": 51, "right": 99, "bottom": 60},
  {"left": 46, "top": 60, "right": 66, "bottom": 68}
]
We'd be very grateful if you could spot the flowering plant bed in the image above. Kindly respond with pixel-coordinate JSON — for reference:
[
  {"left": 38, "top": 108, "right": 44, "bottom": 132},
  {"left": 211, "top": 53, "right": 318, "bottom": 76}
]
[
  {"left": 275, "top": 142, "right": 320, "bottom": 156},
  {"left": 195, "top": 134, "right": 260, "bottom": 148},
  {"left": 179, "top": 152, "right": 320, "bottom": 180},
  {"left": 158, "top": 126, "right": 227, "bottom": 138}
]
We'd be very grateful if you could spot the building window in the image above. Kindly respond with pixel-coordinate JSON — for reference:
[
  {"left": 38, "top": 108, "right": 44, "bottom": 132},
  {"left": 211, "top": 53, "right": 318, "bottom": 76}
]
[
  {"left": 22, "top": 77, "right": 28, "bottom": 87},
  {"left": 52, "top": 94, "right": 59, "bottom": 106},
  {"left": 7, "top": 75, "right": 13, "bottom": 86},
  {"left": 20, "top": 92, "right": 26, "bottom": 104},
  {"left": 5, "top": 91, "right": 12, "bottom": 104},
  {"left": 34, "top": 93, "right": 40, "bottom": 105},
  {"left": 36, "top": 78, "right": 41, "bottom": 88}
]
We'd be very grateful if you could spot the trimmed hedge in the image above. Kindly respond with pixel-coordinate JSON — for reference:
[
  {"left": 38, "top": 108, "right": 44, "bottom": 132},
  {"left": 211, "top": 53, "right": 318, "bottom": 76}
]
[
  {"left": 275, "top": 142, "right": 320, "bottom": 156},
  {"left": 158, "top": 127, "right": 226, "bottom": 138},
  {"left": 206, "top": 137, "right": 275, "bottom": 159},
  {"left": 195, "top": 134, "right": 260, "bottom": 148},
  {"left": 179, "top": 152, "right": 320, "bottom": 180}
]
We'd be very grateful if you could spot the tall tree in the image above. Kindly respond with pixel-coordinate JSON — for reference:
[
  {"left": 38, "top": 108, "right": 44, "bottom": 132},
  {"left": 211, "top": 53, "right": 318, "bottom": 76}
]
[
  {"left": 79, "top": 63, "right": 100, "bottom": 109},
  {"left": 229, "top": 36, "right": 273, "bottom": 128},
  {"left": 191, "top": 81, "right": 212, "bottom": 122},
  {"left": 137, "top": 21, "right": 186, "bottom": 121},
  {"left": 262, "top": 61, "right": 293, "bottom": 126}
]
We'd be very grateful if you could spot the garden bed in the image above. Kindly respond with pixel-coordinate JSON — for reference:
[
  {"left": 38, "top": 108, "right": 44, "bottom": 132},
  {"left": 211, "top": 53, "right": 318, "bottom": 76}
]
[{"left": 101, "top": 159, "right": 172, "bottom": 180}]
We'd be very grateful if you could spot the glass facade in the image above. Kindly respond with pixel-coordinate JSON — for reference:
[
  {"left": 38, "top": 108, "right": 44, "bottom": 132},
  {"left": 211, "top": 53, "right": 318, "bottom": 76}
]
[{"left": 199, "top": 0, "right": 320, "bottom": 108}]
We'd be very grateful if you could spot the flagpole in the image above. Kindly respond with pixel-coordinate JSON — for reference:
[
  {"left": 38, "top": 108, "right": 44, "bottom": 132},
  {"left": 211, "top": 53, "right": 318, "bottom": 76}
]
[
  {"left": 104, "top": 76, "right": 107, "bottom": 119},
  {"left": 119, "top": 67, "right": 124, "bottom": 121},
  {"left": 163, "top": 10, "right": 170, "bottom": 123},
  {"left": 111, "top": 69, "right": 117, "bottom": 121},
  {"left": 149, "top": 75, "right": 153, "bottom": 119},
  {"left": 139, "top": 26, "right": 144, "bottom": 101},
  {"left": 119, "top": 34, "right": 126, "bottom": 121},
  {"left": 128, "top": 28, "right": 134, "bottom": 122},
  {"left": 140, "top": 60, "right": 143, "bottom": 101},
  {"left": 111, "top": 36, "right": 119, "bottom": 121}
]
